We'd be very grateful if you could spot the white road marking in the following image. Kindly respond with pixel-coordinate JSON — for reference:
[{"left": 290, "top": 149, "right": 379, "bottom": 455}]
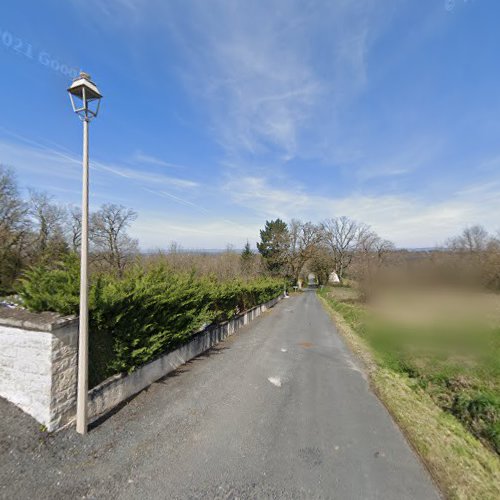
[
  {"left": 281, "top": 348, "right": 288, "bottom": 353},
  {"left": 268, "top": 377, "right": 282, "bottom": 387}
]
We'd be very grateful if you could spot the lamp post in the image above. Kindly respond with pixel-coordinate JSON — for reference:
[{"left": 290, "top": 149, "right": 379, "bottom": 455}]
[{"left": 68, "top": 72, "right": 102, "bottom": 435}]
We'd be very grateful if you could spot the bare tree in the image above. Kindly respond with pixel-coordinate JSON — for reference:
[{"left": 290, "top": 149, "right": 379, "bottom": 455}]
[
  {"left": 0, "top": 166, "right": 27, "bottom": 233},
  {"left": 308, "top": 245, "right": 334, "bottom": 285},
  {"left": 90, "top": 204, "right": 138, "bottom": 275},
  {"left": 374, "top": 238, "right": 395, "bottom": 265},
  {"left": 354, "top": 226, "right": 395, "bottom": 299},
  {"left": 321, "top": 216, "right": 361, "bottom": 282},
  {"left": 0, "top": 166, "right": 29, "bottom": 292},
  {"left": 444, "top": 225, "right": 500, "bottom": 289},
  {"left": 288, "top": 219, "right": 322, "bottom": 283},
  {"left": 66, "top": 205, "right": 82, "bottom": 252},
  {"left": 356, "top": 226, "right": 394, "bottom": 264},
  {"left": 28, "top": 190, "right": 67, "bottom": 257},
  {"left": 168, "top": 241, "right": 182, "bottom": 254},
  {"left": 446, "top": 225, "right": 491, "bottom": 253}
]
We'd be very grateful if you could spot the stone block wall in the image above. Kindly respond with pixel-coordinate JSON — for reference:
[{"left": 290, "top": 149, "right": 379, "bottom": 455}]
[{"left": 0, "top": 309, "right": 78, "bottom": 431}]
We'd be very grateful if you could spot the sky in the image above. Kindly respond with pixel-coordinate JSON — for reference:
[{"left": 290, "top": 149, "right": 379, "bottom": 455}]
[{"left": 1, "top": 0, "right": 499, "bottom": 250}]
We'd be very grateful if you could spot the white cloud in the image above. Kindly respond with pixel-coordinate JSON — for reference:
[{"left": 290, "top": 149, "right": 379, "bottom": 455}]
[
  {"left": 223, "top": 174, "right": 500, "bottom": 248},
  {"left": 0, "top": 134, "right": 199, "bottom": 192},
  {"left": 131, "top": 212, "right": 261, "bottom": 250},
  {"left": 9, "top": 2, "right": 497, "bottom": 250},
  {"left": 95, "top": 162, "right": 199, "bottom": 189},
  {"left": 187, "top": 23, "right": 321, "bottom": 157},
  {"left": 0, "top": 134, "right": 254, "bottom": 248},
  {"left": 355, "top": 138, "right": 442, "bottom": 181},
  {"left": 69, "top": 0, "right": 146, "bottom": 24},
  {"left": 72, "top": 0, "right": 376, "bottom": 161},
  {"left": 132, "top": 151, "right": 187, "bottom": 170},
  {"left": 4, "top": 129, "right": 500, "bottom": 250}
]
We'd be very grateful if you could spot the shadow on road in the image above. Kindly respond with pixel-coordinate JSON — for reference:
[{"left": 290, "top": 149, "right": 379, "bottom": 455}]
[{"left": 89, "top": 345, "right": 230, "bottom": 431}]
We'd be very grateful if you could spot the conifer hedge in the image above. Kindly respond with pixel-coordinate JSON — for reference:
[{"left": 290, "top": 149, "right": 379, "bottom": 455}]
[{"left": 18, "top": 255, "right": 284, "bottom": 386}]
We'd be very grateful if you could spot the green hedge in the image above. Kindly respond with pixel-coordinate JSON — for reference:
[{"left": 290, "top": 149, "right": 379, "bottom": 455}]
[{"left": 18, "top": 255, "right": 284, "bottom": 386}]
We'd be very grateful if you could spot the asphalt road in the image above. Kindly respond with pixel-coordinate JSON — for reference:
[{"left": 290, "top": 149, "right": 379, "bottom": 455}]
[{"left": 1, "top": 291, "right": 440, "bottom": 499}]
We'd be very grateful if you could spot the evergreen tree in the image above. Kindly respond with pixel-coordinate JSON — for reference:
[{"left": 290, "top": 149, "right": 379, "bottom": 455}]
[
  {"left": 241, "top": 240, "right": 254, "bottom": 274},
  {"left": 257, "top": 219, "right": 290, "bottom": 276},
  {"left": 241, "top": 240, "right": 253, "bottom": 260}
]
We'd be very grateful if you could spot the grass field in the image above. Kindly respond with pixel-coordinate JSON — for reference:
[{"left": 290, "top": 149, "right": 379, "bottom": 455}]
[{"left": 318, "top": 285, "right": 500, "bottom": 499}]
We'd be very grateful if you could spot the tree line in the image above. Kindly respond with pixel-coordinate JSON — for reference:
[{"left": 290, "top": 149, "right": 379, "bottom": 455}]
[
  {"left": 252, "top": 217, "right": 394, "bottom": 290},
  {"left": 0, "top": 165, "right": 138, "bottom": 294},
  {"left": 4, "top": 162, "right": 500, "bottom": 298},
  {"left": 252, "top": 218, "right": 500, "bottom": 295}
]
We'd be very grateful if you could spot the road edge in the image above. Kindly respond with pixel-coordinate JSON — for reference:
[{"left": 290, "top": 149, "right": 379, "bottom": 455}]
[{"left": 318, "top": 294, "right": 500, "bottom": 500}]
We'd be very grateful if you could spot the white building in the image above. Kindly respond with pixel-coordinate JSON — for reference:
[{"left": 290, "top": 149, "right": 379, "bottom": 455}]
[{"left": 329, "top": 271, "right": 340, "bottom": 283}]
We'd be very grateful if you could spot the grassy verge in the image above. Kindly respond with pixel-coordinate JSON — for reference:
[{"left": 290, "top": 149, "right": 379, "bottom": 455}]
[{"left": 318, "top": 287, "right": 500, "bottom": 500}]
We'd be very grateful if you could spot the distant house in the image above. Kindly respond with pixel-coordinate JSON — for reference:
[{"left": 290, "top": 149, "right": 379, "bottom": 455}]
[{"left": 329, "top": 271, "right": 340, "bottom": 284}]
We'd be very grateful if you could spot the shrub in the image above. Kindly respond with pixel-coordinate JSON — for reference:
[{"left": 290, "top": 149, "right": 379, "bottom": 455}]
[
  {"left": 17, "top": 262, "right": 284, "bottom": 385},
  {"left": 94, "top": 266, "right": 214, "bottom": 373},
  {"left": 18, "top": 254, "right": 81, "bottom": 315},
  {"left": 451, "top": 392, "right": 500, "bottom": 454}
]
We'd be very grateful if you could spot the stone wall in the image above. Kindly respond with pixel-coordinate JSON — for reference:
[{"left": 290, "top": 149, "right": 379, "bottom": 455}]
[
  {"left": 0, "top": 309, "right": 78, "bottom": 431},
  {"left": 0, "top": 294, "right": 283, "bottom": 431}
]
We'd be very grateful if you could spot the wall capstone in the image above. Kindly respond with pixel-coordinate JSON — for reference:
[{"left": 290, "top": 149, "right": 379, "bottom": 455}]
[{"left": 0, "top": 307, "right": 78, "bottom": 431}]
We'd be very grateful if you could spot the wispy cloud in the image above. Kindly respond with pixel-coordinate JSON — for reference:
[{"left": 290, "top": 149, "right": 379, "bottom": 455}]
[
  {"left": 141, "top": 187, "right": 251, "bottom": 233},
  {"left": 0, "top": 130, "right": 199, "bottom": 191},
  {"left": 69, "top": 0, "right": 146, "bottom": 25},
  {"left": 355, "top": 138, "right": 442, "bottom": 181},
  {"left": 94, "top": 0, "right": 382, "bottom": 164},
  {"left": 8, "top": 1, "right": 496, "bottom": 250},
  {"left": 133, "top": 213, "right": 261, "bottom": 250},
  {"left": 0, "top": 132, "right": 250, "bottom": 246},
  {"left": 178, "top": 13, "right": 323, "bottom": 159},
  {"left": 96, "top": 162, "right": 199, "bottom": 189},
  {"left": 66, "top": 1, "right": 396, "bottom": 178},
  {"left": 223, "top": 174, "right": 500, "bottom": 247},
  {"left": 141, "top": 187, "right": 210, "bottom": 214},
  {"left": 132, "top": 150, "right": 187, "bottom": 170},
  {"left": 160, "top": 0, "right": 403, "bottom": 191},
  {"left": 0, "top": 136, "right": 206, "bottom": 248}
]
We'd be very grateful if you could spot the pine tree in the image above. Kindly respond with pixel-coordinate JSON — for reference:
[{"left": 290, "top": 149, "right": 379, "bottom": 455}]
[
  {"left": 257, "top": 219, "right": 290, "bottom": 276},
  {"left": 241, "top": 240, "right": 254, "bottom": 274},
  {"left": 241, "top": 240, "right": 253, "bottom": 259}
]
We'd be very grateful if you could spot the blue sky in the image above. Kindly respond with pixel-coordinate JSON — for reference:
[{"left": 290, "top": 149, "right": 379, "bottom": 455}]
[{"left": 1, "top": 0, "right": 499, "bottom": 249}]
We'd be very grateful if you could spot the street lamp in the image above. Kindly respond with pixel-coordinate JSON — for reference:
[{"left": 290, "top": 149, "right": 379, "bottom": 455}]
[{"left": 68, "top": 72, "right": 102, "bottom": 435}]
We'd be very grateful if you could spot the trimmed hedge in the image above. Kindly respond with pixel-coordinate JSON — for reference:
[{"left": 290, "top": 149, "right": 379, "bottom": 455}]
[{"left": 18, "top": 255, "right": 284, "bottom": 386}]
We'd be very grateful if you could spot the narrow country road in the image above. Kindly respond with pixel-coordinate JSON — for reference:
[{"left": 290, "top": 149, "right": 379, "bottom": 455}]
[{"left": 1, "top": 291, "right": 440, "bottom": 499}]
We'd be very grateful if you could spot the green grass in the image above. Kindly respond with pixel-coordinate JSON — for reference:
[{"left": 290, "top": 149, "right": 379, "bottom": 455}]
[
  {"left": 318, "top": 286, "right": 500, "bottom": 499},
  {"left": 319, "top": 286, "right": 500, "bottom": 454}
]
